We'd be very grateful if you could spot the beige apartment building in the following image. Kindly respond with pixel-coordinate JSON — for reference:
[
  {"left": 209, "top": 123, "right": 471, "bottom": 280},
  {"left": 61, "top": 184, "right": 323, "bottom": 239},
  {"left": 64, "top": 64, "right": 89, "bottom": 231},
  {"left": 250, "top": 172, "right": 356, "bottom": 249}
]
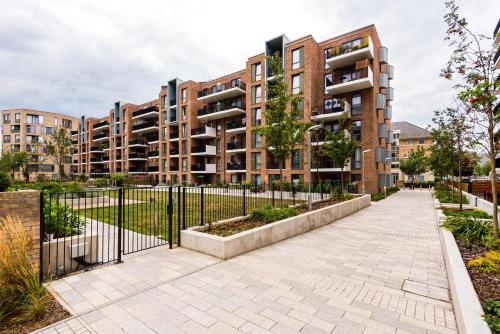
[
  {"left": 74, "top": 25, "right": 394, "bottom": 193},
  {"left": 0, "top": 109, "right": 79, "bottom": 181},
  {"left": 391, "top": 121, "right": 434, "bottom": 184}
]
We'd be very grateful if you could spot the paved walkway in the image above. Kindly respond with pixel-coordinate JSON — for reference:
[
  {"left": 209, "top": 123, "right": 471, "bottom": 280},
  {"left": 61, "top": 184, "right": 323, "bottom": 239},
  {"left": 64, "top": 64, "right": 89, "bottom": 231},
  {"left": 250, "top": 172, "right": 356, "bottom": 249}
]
[{"left": 38, "top": 190, "right": 457, "bottom": 334}]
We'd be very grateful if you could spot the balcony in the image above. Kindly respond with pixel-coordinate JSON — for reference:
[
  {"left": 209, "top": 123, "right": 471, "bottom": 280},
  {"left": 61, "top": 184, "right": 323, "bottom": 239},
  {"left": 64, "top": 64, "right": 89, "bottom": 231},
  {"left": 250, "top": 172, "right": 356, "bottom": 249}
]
[
  {"left": 129, "top": 152, "right": 147, "bottom": 161},
  {"left": 148, "top": 151, "right": 159, "bottom": 159},
  {"left": 197, "top": 80, "right": 246, "bottom": 103},
  {"left": 71, "top": 130, "right": 78, "bottom": 137},
  {"left": 191, "top": 126, "right": 216, "bottom": 139},
  {"left": 102, "top": 156, "right": 110, "bottom": 162},
  {"left": 191, "top": 145, "right": 216, "bottom": 156},
  {"left": 169, "top": 133, "right": 179, "bottom": 142},
  {"left": 131, "top": 120, "right": 159, "bottom": 134},
  {"left": 170, "top": 149, "right": 179, "bottom": 157},
  {"left": 226, "top": 162, "right": 246, "bottom": 173},
  {"left": 129, "top": 167, "right": 147, "bottom": 174},
  {"left": 170, "top": 165, "right": 179, "bottom": 172},
  {"left": 129, "top": 139, "right": 147, "bottom": 148},
  {"left": 191, "top": 163, "right": 216, "bottom": 174},
  {"left": 311, "top": 100, "right": 351, "bottom": 122},
  {"left": 90, "top": 157, "right": 105, "bottom": 164},
  {"left": 148, "top": 166, "right": 159, "bottom": 173},
  {"left": 93, "top": 132, "right": 109, "bottom": 142},
  {"left": 226, "top": 119, "right": 247, "bottom": 134},
  {"left": 92, "top": 121, "right": 109, "bottom": 131},
  {"left": 168, "top": 111, "right": 178, "bottom": 124},
  {"left": 325, "top": 67, "right": 373, "bottom": 95},
  {"left": 169, "top": 98, "right": 177, "bottom": 108},
  {"left": 226, "top": 142, "right": 246, "bottom": 153},
  {"left": 325, "top": 36, "right": 374, "bottom": 69},
  {"left": 316, "top": 159, "right": 351, "bottom": 172},
  {"left": 90, "top": 147, "right": 105, "bottom": 153},
  {"left": 132, "top": 106, "right": 159, "bottom": 120},
  {"left": 148, "top": 136, "right": 159, "bottom": 144},
  {"left": 197, "top": 99, "right": 246, "bottom": 121},
  {"left": 384, "top": 106, "right": 392, "bottom": 120},
  {"left": 387, "top": 87, "right": 394, "bottom": 101}
]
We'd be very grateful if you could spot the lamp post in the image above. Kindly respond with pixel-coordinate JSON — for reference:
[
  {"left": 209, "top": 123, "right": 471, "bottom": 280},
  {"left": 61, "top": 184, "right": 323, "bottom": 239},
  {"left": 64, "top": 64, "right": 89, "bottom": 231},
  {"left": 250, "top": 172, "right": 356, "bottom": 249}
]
[
  {"left": 361, "top": 149, "right": 372, "bottom": 195},
  {"left": 307, "top": 124, "right": 322, "bottom": 210}
]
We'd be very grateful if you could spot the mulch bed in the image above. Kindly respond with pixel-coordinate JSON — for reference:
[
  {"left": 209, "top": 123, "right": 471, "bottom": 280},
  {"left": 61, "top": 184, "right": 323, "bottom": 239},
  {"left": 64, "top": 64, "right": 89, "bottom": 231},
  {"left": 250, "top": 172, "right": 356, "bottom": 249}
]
[
  {"left": 458, "top": 244, "right": 500, "bottom": 302},
  {"left": 206, "top": 199, "right": 342, "bottom": 237},
  {"left": 0, "top": 293, "right": 70, "bottom": 334}
]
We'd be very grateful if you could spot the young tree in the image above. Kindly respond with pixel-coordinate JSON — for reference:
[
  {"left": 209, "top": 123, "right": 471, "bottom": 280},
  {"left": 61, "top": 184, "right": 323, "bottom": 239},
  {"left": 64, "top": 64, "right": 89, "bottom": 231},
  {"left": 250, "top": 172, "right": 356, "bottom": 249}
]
[
  {"left": 44, "top": 127, "right": 73, "bottom": 180},
  {"left": 474, "top": 160, "right": 492, "bottom": 176},
  {"left": 13, "top": 152, "right": 30, "bottom": 182},
  {"left": 441, "top": 0, "right": 499, "bottom": 237},
  {"left": 320, "top": 112, "right": 355, "bottom": 192},
  {"left": 400, "top": 148, "right": 428, "bottom": 189},
  {"left": 258, "top": 53, "right": 309, "bottom": 205},
  {"left": 0, "top": 151, "right": 15, "bottom": 176}
]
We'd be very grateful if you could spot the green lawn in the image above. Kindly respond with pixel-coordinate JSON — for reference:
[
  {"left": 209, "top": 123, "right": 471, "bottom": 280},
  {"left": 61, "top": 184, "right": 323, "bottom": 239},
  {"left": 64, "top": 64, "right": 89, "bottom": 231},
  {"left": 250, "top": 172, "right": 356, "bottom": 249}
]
[{"left": 78, "top": 188, "right": 298, "bottom": 241}]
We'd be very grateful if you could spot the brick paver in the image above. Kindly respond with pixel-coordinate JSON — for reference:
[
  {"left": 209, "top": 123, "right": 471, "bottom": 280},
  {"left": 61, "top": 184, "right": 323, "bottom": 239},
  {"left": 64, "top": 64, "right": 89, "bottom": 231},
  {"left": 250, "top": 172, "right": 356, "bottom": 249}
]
[{"left": 36, "top": 190, "right": 457, "bottom": 333}]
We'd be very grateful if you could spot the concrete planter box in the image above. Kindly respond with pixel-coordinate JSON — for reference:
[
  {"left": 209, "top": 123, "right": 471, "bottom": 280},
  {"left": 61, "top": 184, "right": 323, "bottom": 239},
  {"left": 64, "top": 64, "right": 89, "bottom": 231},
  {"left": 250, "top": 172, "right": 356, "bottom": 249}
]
[
  {"left": 42, "top": 233, "right": 99, "bottom": 276},
  {"left": 181, "top": 195, "right": 370, "bottom": 260}
]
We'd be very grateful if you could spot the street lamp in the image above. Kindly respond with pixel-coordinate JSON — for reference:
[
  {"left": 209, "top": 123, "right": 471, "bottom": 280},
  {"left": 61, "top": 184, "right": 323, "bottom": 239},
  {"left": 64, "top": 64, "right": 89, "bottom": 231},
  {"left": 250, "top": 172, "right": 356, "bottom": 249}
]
[
  {"left": 307, "top": 124, "right": 322, "bottom": 210},
  {"left": 361, "top": 149, "right": 372, "bottom": 195}
]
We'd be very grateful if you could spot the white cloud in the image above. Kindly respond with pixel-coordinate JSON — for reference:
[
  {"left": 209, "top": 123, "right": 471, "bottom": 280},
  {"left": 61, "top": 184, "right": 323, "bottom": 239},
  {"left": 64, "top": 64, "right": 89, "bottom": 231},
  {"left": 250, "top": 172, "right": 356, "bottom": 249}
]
[{"left": 0, "top": 0, "right": 498, "bottom": 128}]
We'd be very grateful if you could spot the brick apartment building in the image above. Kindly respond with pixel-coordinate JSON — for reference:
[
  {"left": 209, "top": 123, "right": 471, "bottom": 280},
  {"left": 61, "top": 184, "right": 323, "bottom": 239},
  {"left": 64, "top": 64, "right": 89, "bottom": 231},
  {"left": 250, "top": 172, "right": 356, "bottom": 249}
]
[
  {"left": 391, "top": 121, "right": 434, "bottom": 185},
  {"left": 0, "top": 109, "right": 79, "bottom": 181},
  {"left": 74, "top": 24, "right": 394, "bottom": 193}
]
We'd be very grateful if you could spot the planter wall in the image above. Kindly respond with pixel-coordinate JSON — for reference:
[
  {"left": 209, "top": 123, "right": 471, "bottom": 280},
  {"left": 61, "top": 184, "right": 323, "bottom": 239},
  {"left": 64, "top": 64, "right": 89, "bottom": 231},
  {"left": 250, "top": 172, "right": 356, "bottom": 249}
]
[{"left": 181, "top": 195, "right": 370, "bottom": 260}]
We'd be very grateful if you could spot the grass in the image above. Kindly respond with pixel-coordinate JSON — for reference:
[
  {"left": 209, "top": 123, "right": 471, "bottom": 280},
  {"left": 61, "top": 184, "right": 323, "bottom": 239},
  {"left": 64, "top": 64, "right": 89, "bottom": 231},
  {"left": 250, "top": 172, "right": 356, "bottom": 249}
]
[
  {"left": 371, "top": 187, "right": 400, "bottom": 202},
  {"left": 434, "top": 189, "right": 469, "bottom": 204},
  {"left": 78, "top": 189, "right": 297, "bottom": 240},
  {"left": 442, "top": 208, "right": 492, "bottom": 219},
  {"left": 0, "top": 216, "right": 47, "bottom": 325},
  {"left": 442, "top": 216, "right": 492, "bottom": 247}
]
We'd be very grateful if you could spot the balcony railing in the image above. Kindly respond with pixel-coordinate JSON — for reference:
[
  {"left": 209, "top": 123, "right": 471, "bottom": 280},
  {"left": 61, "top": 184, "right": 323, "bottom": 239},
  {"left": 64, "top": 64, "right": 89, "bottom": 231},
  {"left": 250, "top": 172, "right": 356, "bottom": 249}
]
[
  {"left": 312, "top": 101, "right": 351, "bottom": 120},
  {"left": 132, "top": 106, "right": 159, "bottom": 118},
  {"left": 170, "top": 133, "right": 179, "bottom": 140},
  {"left": 170, "top": 165, "right": 179, "bottom": 171},
  {"left": 148, "top": 136, "right": 159, "bottom": 143},
  {"left": 170, "top": 149, "right": 179, "bottom": 155},
  {"left": 129, "top": 167, "right": 147, "bottom": 173},
  {"left": 325, "top": 36, "right": 374, "bottom": 69},
  {"left": 93, "top": 132, "right": 109, "bottom": 140},
  {"left": 227, "top": 119, "right": 246, "bottom": 130},
  {"left": 129, "top": 153, "right": 147, "bottom": 159},
  {"left": 132, "top": 120, "right": 159, "bottom": 132},
  {"left": 227, "top": 163, "right": 246, "bottom": 170},
  {"left": 326, "top": 67, "right": 374, "bottom": 95},
  {"left": 148, "top": 151, "right": 159, "bottom": 157},
  {"left": 93, "top": 121, "right": 109, "bottom": 129},
  {"left": 148, "top": 166, "right": 159, "bottom": 172},
  {"left": 334, "top": 67, "right": 369, "bottom": 85},
  {"left": 197, "top": 99, "right": 246, "bottom": 120},
  {"left": 191, "top": 126, "right": 216, "bottom": 138},
  {"left": 327, "top": 36, "right": 370, "bottom": 59},
  {"left": 226, "top": 142, "right": 246, "bottom": 150},
  {"left": 129, "top": 139, "right": 147, "bottom": 146},
  {"left": 198, "top": 80, "right": 246, "bottom": 98},
  {"left": 71, "top": 130, "right": 78, "bottom": 135}
]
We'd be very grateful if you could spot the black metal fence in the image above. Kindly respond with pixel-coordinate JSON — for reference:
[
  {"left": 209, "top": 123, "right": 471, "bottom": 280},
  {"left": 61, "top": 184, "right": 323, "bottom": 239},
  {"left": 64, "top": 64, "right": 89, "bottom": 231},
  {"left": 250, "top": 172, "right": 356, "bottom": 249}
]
[{"left": 39, "top": 182, "right": 335, "bottom": 280}]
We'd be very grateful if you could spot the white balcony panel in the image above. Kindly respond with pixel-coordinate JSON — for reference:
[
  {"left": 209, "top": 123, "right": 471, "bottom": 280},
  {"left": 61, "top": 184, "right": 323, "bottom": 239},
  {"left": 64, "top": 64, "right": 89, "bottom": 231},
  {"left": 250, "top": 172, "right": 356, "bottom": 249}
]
[
  {"left": 197, "top": 107, "right": 246, "bottom": 121},
  {"left": 131, "top": 126, "right": 159, "bottom": 134},
  {"left": 191, "top": 126, "right": 216, "bottom": 139},
  {"left": 197, "top": 87, "right": 246, "bottom": 103},
  {"left": 325, "top": 36, "right": 374, "bottom": 69},
  {"left": 191, "top": 164, "right": 216, "bottom": 174},
  {"left": 191, "top": 145, "right": 216, "bottom": 156},
  {"left": 93, "top": 137, "right": 109, "bottom": 143},
  {"left": 226, "top": 126, "right": 246, "bottom": 135},
  {"left": 131, "top": 111, "right": 159, "bottom": 120},
  {"left": 226, "top": 169, "right": 246, "bottom": 173}
]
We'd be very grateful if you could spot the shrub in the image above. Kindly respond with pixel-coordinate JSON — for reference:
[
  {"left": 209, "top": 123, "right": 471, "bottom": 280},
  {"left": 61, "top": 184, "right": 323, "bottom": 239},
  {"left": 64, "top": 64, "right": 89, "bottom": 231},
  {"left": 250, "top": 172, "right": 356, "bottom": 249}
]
[
  {"left": 0, "top": 216, "right": 47, "bottom": 325},
  {"left": 111, "top": 173, "right": 127, "bottom": 187},
  {"left": 64, "top": 182, "right": 84, "bottom": 195},
  {"left": 39, "top": 181, "right": 64, "bottom": 194},
  {"left": 251, "top": 205, "right": 297, "bottom": 224},
  {"left": 468, "top": 251, "right": 500, "bottom": 274},
  {"left": 434, "top": 189, "right": 469, "bottom": 204},
  {"left": 485, "top": 235, "right": 500, "bottom": 251},
  {"left": 76, "top": 174, "right": 88, "bottom": 182},
  {"left": 331, "top": 190, "right": 353, "bottom": 202},
  {"left": 0, "top": 172, "right": 12, "bottom": 192},
  {"left": 443, "top": 216, "right": 491, "bottom": 247},
  {"left": 43, "top": 193, "right": 83, "bottom": 238},
  {"left": 371, "top": 193, "right": 386, "bottom": 201},
  {"left": 442, "top": 209, "right": 492, "bottom": 219},
  {"left": 94, "top": 178, "right": 108, "bottom": 188},
  {"left": 482, "top": 300, "right": 500, "bottom": 334}
]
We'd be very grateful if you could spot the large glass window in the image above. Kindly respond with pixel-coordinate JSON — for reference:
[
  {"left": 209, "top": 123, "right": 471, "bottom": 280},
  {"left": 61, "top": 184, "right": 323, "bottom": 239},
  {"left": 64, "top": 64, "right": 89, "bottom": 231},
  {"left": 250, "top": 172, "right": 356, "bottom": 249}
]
[
  {"left": 352, "top": 148, "right": 361, "bottom": 169},
  {"left": 182, "top": 158, "right": 187, "bottom": 172},
  {"left": 251, "top": 108, "right": 262, "bottom": 127},
  {"left": 27, "top": 114, "right": 43, "bottom": 124},
  {"left": 3, "top": 114, "right": 10, "bottom": 123},
  {"left": 251, "top": 63, "right": 261, "bottom": 82},
  {"left": 251, "top": 86, "right": 262, "bottom": 104},
  {"left": 291, "top": 150, "right": 303, "bottom": 170},
  {"left": 352, "top": 121, "right": 361, "bottom": 142},
  {"left": 292, "top": 73, "right": 304, "bottom": 95},
  {"left": 181, "top": 88, "right": 187, "bottom": 103},
  {"left": 251, "top": 152, "right": 261, "bottom": 170},
  {"left": 182, "top": 140, "right": 187, "bottom": 154},
  {"left": 351, "top": 94, "right": 362, "bottom": 115},
  {"left": 251, "top": 131, "right": 262, "bottom": 149},
  {"left": 324, "top": 48, "right": 331, "bottom": 69},
  {"left": 324, "top": 74, "right": 333, "bottom": 93},
  {"left": 182, "top": 123, "right": 187, "bottom": 137},
  {"left": 418, "top": 137, "right": 425, "bottom": 145},
  {"left": 3, "top": 135, "right": 10, "bottom": 143},
  {"left": 292, "top": 47, "right": 304, "bottom": 70},
  {"left": 407, "top": 138, "right": 414, "bottom": 145}
]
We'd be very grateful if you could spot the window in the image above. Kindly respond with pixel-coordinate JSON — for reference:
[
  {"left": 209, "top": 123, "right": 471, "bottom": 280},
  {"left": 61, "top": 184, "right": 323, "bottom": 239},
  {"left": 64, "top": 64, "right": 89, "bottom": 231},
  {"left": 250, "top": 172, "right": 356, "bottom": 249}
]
[
  {"left": 62, "top": 119, "right": 72, "bottom": 128},
  {"left": 291, "top": 150, "right": 303, "bottom": 170},
  {"left": 182, "top": 123, "right": 187, "bottom": 137},
  {"left": 181, "top": 88, "right": 187, "bottom": 103},
  {"left": 15, "top": 113, "right": 20, "bottom": 123},
  {"left": 324, "top": 48, "right": 331, "bottom": 69},
  {"left": 15, "top": 134, "right": 20, "bottom": 143},
  {"left": 251, "top": 131, "right": 262, "bottom": 149},
  {"left": 251, "top": 86, "right": 261, "bottom": 104},
  {"left": 3, "top": 135, "right": 10, "bottom": 143},
  {"left": 182, "top": 158, "right": 187, "bottom": 172},
  {"left": 292, "top": 47, "right": 304, "bottom": 70},
  {"left": 252, "top": 63, "right": 261, "bottom": 82},
  {"left": 292, "top": 73, "right": 304, "bottom": 95},
  {"left": 407, "top": 138, "right": 413, "bottom": 145},
  {"left": 251, "top": 153, "right": 261, "bottom": 170},
  {"left": 3, "top": 114, "right": 10, "bottom": 123},
  {"left": 161, "top": 95, "right": 167, "bottom": 109},
  {"left": 26, "top": 125, "right": 36, "bottom": 134},
  {"left": 324, "top": 74, "right": 333, "bottom": 93},
  {"left": 352, "top": 148, "right": 361, "bottom": 169},
  {"left": 251, "top": 108, "right": 262, "bottom": 126},
  {"left": 352, "top": 121, "right": 361, "bottom": 142},
  {"left": 181, "top": 106, "right": 187, "bottom": 121},
  {"left": 27, "top": 114, "right": 43, "bottom": 124},
  {"left": 351, "top": 94, "right": 362, "bottom": 115},
  {"left": 162, "top": 159, "right": 167, "bottom": 172},
  {"left": 54, "top": 118, "right": 58, "bottom": 126},
  {"left": 293, "top": 98, "right": 304, "bottom": 119},
  {"left": 418, "top": 137, "right": 425, "bottom": 145},
  {"left": 182, "top": 140, "right": 187, "bottom": 155},
  {"left": 251, "top": 174, "right": 262, "bottom": 185},
  {"left": 161, "top": 127, "right": 167, "bottom": 140},
  {"left": 162, "top": 143, "right": 167, "bottom": 155}
]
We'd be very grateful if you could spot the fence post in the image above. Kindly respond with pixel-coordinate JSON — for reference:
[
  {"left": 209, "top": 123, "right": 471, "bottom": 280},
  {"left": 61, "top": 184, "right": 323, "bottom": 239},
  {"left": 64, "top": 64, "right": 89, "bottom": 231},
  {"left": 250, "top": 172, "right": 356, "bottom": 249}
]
[
  {"left": 168, "top": 186, "right": 173, "bottom": 249},
  {"left": 272, "top": 183, "right": 275, "bottom": 207},
  {"left": 39, "top": 191, "right": 44, "bottom": 283},
  {"left": 243, "top": 184, "right": 246, "bottom": 216},
  {"left": 200, "top": 187, "right": 204, "bottom": 226},
  {"left": 177, "top": 186, "right": 181, "bottom": 246},
  {"left": 182, "top": 187, "right": 186, "bottom": 229},
  {"left": 117, "top": 188, "right": 123, "bottom": 263}
]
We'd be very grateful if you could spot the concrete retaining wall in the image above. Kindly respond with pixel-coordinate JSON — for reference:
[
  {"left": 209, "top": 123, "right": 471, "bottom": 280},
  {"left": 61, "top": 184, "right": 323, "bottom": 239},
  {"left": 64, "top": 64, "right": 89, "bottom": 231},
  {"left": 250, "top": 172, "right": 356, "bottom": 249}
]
[{"left": 181, "top": 195, "right": 371, "bottom": 260}]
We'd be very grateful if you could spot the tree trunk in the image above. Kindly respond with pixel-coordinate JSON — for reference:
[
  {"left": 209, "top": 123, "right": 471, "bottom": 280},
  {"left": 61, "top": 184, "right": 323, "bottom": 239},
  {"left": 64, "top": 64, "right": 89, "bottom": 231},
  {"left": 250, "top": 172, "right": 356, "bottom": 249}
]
[
  {"left": 279, "top": 165, "right": 283, "bottom": 208},
  {"left": 488, "top": 113, "right": 499, "bottom": 238},
  {"left": 458, "top": 148, "right": 462, "bottom": 211},
  {"left": 340, "top": 167, "right": 344, "bottom": 193}
]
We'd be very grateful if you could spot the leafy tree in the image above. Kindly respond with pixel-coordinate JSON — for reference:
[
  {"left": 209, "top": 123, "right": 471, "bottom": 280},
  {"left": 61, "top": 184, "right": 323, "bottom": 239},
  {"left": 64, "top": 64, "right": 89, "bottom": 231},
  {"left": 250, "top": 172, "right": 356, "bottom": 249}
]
[
  {"left": 44, "top": 127, "right": 73, "bottom": 180},
  {"left": 0, "top": 152, "right": 15, "bottom": 176},
  {"left": 474, "top": 160, "right": 492, "bottom": 176},
  {"left": 320, "top": 112, "right": 355, "bottom": 191},
  {"left": 258, "top": 53, "right": 309, "bottom": 205},
  {"left": 400, "top": 148, "right": 428, "bottom": 189},
  {"left": 441, "top": 0, "right": 499, "bottom": 237},
  {"left": 428, "top": 109, "right": 456, "bottom": 179},
  {"left": 13, "top": 152, "right": 30, "bottom": 182}
]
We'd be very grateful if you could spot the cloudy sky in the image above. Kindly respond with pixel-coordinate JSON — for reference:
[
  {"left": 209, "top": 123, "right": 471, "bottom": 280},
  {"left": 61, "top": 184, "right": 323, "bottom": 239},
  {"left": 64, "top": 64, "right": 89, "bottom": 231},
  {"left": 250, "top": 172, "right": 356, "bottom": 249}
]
[{"left": 0, "top": 0, "right": 498, "bottom": 128}]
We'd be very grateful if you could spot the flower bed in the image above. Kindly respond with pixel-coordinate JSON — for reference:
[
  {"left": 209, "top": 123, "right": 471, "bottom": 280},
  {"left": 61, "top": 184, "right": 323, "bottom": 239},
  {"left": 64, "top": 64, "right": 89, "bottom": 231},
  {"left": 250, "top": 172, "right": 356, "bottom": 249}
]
[{"left": 181, "top": 195, "right": 370, "bottom": 260}]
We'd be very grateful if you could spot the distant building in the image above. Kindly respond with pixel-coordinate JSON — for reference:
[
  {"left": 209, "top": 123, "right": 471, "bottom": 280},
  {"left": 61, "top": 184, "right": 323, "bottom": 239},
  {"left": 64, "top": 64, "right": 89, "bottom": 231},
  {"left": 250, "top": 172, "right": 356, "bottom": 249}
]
[
  {"left": 0, "top": 109, "right": 80, "bottom": 181},
  {"left": 391, "top": 121, "right": 434, "bottom": 185}
]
